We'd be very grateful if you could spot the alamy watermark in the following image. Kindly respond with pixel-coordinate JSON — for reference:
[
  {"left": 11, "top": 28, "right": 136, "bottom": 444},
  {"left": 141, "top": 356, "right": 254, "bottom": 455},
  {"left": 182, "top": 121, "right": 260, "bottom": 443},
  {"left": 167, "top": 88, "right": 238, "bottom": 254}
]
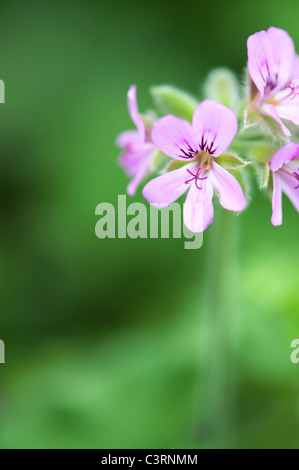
[
  {"left": 290, "top": 339, "right": 299, "bottom": 364},
  {"left": 0, "top": 339, "right": 5, "bottom": 363},
  {"left": 95, "top": 195, "right": 203, "bottom": 249},
  {"left": 0, "top": 80, "right": 5, "bottom": 103}
]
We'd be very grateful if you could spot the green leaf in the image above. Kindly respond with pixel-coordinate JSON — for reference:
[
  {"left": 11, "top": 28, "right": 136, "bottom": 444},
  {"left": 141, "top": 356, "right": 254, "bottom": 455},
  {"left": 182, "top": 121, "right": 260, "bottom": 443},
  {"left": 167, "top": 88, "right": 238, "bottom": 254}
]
[
  {"left": 203, "top": 68, "right": 240, "bottom": 112},
  {"left": 150, "top": 85, "right": 198, "bottom": 122},
  {"left": 216, "top": 153, "right": 249, "bottom": 169}
]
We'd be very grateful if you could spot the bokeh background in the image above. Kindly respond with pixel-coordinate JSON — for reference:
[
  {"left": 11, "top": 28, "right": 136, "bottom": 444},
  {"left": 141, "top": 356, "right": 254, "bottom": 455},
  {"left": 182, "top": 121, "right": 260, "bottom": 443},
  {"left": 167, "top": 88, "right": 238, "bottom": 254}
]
[{"left": 0, "top": 0, "right": 299, "bottom": 449}]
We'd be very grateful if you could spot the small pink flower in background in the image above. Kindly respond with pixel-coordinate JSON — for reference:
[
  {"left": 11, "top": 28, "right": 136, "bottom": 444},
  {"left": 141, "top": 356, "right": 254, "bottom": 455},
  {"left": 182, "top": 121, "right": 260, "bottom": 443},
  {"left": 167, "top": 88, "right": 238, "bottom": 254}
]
[
  {"left": 247, "top": 27, "right": 299, "bottom": 136},
  {"left": 117, "top": 85, "right": 157, "bottom": 196},
  {"left": 270, "top": 142, "right": 299, "bottom": 226},
  {"left": 142, "top": 100, "right": 247, "bottom": 232}
]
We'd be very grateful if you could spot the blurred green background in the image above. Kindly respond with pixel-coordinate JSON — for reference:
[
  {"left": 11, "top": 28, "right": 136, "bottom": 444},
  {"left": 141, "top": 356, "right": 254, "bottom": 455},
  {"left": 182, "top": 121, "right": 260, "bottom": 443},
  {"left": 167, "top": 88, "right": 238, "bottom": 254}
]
[{"left": 0, "top": 0, "right": 299, "bottom": 449}]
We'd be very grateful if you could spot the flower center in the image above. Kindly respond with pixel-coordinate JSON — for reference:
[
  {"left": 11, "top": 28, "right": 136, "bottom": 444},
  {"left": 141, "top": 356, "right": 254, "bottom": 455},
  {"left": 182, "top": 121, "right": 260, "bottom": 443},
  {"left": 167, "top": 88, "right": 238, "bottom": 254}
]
[
  {"left": 268, "top": 80, "right": 299, "bottom": 107},
  {"left": 185, "top": 165, "right": 208, "bottom": 190}
]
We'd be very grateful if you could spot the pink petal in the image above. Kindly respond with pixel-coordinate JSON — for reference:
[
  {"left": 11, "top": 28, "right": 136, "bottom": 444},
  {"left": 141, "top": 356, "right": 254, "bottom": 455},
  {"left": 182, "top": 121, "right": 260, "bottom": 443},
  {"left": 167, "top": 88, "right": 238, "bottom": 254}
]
[
  {"left": 279, "top": 170, "right": 299, "bottom": 212},
  {"left": 267, "top": 27, "right": 295, "bottom": 87},
  {"left": 117, "top": 129, "right": 155, "bottom": 195},
  {"left": 208, "top": 162, "right": 247, "bottom": 212},
  {"left": 276, "top": 102, "right": 299, "bottom": 126},
  {"left": 142, "top": 162, "right": 197, "bottom": 207},
  {"left": 290, "top": 54, "right": 299, "bottom": 80},
  {"left": 183, "top": 178, "right": 214, "bottom": 233},
  {"left": 127, "top": 157, "right": 152, "bottom": 196},
  {"left": 116, "top": 129, "right": 142, "bottom": 149},
  {"left": 192, "top": 100, "right": 238, "bottom": 157},
  {"left": 118, "top": 134, "right": 152, "bottom": 177},
  {"left": 247, "top": 30, "right": 275, "bottom": 97},
  {"left": 127, "top": 85, "right": 146, "bottom": 141},
  {"left": 284, "top": 159, "right": 299, "bottom": 173},
  {"left": 261, "top": 103, "right": 292, "bottom": 136},
  {"left": 151, "top": 115, "right": 199, "bottom": 161},
  {"left": 119, "top": 149, "right": 140, "bottom": 177},
  {"left": 247, "top": 27, "right": 294, "bottom": 98},
  {"left": 270, "top": 142, "right": 299, "bottom": 172},
  {"left": 271, "top": 172, "right": 283, "bottom": 226}
]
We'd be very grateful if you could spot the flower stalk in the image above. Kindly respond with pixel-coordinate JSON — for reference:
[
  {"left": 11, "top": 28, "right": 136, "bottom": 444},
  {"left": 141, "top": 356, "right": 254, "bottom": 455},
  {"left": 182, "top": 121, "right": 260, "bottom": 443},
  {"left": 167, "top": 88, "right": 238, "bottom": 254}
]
[
  {"left": 115, "top": 25, "right": 299, "bottom": 449},
  {"left": 195, "top": 207, "right": 240, "bottom": 448}
]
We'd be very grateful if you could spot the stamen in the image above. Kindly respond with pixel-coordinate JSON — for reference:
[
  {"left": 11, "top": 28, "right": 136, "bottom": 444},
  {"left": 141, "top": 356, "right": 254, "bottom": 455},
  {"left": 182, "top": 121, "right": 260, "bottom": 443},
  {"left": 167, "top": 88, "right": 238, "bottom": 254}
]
[
  {"left": 281, "top": 167, "right": 299, "bottom": 189},
  {"left": 294, "top": 170, "right": 299, "bottom": 189},
  {"left": 284, "top": 81, "right": 299, "bottom": 101},
  {"left": 185, "top": 166, "right": 208, "bottom": 190}
]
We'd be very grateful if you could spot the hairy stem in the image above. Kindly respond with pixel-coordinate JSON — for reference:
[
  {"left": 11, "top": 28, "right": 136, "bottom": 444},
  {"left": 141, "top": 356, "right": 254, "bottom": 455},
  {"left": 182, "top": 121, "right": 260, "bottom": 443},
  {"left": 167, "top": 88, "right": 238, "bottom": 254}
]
[{"left": 192, "top": 207, "right": 240, "bottom": 448}]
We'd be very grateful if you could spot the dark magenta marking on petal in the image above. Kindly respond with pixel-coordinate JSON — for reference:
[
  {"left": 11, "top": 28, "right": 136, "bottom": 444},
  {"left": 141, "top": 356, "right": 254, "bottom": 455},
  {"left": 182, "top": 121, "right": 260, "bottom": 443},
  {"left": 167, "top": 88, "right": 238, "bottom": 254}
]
[
  {"left": 259, "top": 60, "right": 279, "bottom": 95},
  {"left": 177, "top": 140, "right": 198, "bottom": 159},
  {"left": 199, "top": 135, "right": 217, "bottom": 155}
]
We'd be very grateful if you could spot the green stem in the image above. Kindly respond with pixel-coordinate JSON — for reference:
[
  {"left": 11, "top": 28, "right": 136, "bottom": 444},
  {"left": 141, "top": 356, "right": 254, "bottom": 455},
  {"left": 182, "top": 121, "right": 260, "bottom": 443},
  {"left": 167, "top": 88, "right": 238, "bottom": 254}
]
[{"left": 193, "top": 207, "right": 240, "bottom": 448}]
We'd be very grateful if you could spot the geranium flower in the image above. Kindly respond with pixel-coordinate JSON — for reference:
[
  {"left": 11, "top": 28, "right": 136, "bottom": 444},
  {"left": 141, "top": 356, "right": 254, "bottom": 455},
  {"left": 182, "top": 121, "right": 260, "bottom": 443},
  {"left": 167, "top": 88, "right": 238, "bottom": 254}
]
[
  {"left": 270, "top": 142, "right": 299, "bottom": 225},
  {"left": 142, "top": 100, "right": 247, "bottom": 232},
  {"left": 247, "top": 27, "right": 299, "bottom": 137},
  {"left": 116, "top": 85, "right": 157, "bottom": 196}
]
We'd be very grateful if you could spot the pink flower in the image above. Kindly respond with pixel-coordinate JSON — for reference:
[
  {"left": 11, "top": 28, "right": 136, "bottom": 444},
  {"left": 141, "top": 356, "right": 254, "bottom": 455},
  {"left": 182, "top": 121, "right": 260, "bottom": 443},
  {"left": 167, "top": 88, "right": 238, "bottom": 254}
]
[
  {"left": 116, "top": 85, "right": 156, "bottom": 196},
  {"left": 247, "top": 27, "right": 299, "bottom": 137},
  {"left": 142, "top": 100, "right": 247, "bottom": 232},
  {"left": 270, "top": 142, "right": 299, "bottom": 225}
]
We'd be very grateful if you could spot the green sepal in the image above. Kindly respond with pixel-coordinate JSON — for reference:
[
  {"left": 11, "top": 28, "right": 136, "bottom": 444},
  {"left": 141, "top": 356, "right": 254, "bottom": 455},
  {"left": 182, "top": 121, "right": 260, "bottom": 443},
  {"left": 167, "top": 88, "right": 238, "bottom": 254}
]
[
  {"left": 203, "top": 68, "right": 240, "bottom": 112},
  {"left": 150, "top": 85, "right": 198, "bottom": 122},
  {"left": 162, "top": 159, "right": 188, "bottom": 173},
  {"left": 262, "top": 114, "right": 290, "bottom": 142},
  {"left": 267, "top": 170, "right": 274, "bottom": 198},
  {"left": 242, "top": 106, "right": 261, "bottom": 131},
  {"left": 216, "top": 153, "right": 249, "bottom": 170},
  {"left": 255, "top": 162, "right": 270, "bottom": 189}
]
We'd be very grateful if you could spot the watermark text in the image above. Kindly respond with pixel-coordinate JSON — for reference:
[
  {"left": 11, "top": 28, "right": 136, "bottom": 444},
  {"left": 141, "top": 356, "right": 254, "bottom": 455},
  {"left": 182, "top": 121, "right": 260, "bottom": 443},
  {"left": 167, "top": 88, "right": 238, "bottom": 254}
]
[
  {"left": 0, "top": 339, "right": 5, "bottom": 363},
  {"left": 95, "top": 195, "right": 203, "bottom": 249}
]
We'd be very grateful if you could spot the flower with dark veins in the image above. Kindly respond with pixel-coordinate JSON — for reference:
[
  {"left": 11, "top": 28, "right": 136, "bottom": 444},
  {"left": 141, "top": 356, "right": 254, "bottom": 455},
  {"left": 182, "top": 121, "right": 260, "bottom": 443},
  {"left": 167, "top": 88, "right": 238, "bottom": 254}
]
[
  {"left": 142, "top": 100, "right": 247, "bottom": 233},
  {"left": 247, "top": 27, "right": 299, "bottom": 136}
]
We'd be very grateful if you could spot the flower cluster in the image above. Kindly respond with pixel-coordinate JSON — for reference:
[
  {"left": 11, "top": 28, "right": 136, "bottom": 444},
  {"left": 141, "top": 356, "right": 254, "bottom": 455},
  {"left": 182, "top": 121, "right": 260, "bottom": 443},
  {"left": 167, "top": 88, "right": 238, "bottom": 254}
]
[{"left": 117, "top": 27, "right": 299, "bottom": 232}]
